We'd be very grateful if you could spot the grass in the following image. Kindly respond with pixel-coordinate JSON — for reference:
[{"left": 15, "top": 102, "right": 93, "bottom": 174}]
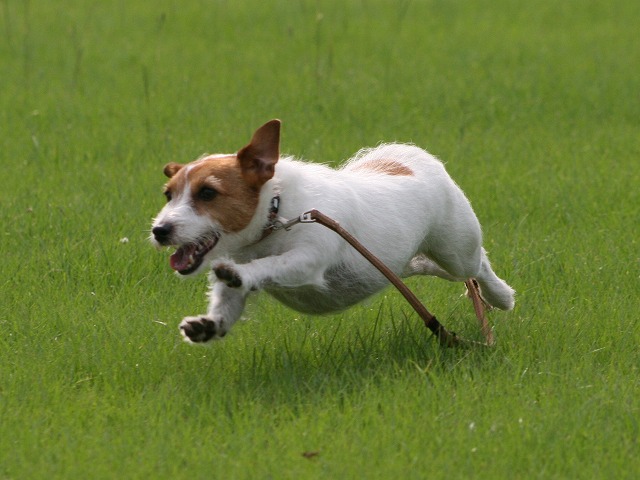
[{"left": 1, "top": 0, "right": 639, "bottom": 478}]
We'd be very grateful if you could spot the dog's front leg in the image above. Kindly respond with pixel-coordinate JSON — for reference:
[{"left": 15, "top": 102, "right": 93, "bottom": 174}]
[
  {"left": 213, "top": 249, "right": 326, "bottom": 291},
  {"left": 179, "top": 277, "right": 248, "bottom": 344}
]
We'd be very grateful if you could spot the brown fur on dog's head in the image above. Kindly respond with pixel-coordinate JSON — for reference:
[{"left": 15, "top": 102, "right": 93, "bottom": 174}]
[
  {"left": 236, "top": 119, "right": 280, "bottom": 189},
  {"left": 160, "top": 120, "right": 281, "bottom": 234}
]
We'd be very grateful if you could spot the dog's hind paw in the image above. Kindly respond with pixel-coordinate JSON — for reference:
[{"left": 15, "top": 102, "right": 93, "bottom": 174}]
[
  {"left": 214, "top": 264, "right": 243, "bottom": 288},
  {"left": 179, "top": 316, "right": 227, "bottom": 343}
]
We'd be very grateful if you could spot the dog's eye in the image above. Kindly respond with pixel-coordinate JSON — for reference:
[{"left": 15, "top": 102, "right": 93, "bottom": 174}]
[
  {"left": 164, "top": 190, "right": 172, "bottom": 202},
  {"left": 198, "top": 187, "right": 218, "bottom": 201}
]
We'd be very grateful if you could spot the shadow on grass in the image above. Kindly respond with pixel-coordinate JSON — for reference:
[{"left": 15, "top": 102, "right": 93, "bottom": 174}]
[{"left": 171, "top": 299, "right": 500, "bottom": 408}]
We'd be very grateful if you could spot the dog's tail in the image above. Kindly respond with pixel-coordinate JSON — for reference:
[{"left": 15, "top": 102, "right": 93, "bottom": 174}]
[{"left": 475, "top": 249, "right": 515, "bottom": 311}]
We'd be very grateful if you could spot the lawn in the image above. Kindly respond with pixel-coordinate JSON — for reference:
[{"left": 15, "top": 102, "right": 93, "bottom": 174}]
[{"left": 1, "top": 0, "right": 638, "bottom": 478}]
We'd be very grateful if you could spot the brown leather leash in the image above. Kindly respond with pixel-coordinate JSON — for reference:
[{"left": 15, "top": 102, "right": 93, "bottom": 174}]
[{"left": 272, "top": 208, "right": 493, "bottom": 347}]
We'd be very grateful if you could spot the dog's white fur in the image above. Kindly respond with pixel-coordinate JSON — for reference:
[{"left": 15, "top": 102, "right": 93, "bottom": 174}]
[{"left": 151, "top": 120, "right": 514, "bottom": 343}]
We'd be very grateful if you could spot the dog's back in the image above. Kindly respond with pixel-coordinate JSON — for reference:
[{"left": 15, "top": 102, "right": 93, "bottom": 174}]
[{"left": 263, "top": 143, "right": 495, "bottom": 313}]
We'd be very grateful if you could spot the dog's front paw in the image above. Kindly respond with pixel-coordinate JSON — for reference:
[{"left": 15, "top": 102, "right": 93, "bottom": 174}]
[
  {"left": 214, "top": 264, "right": 243, "bottom": 288},
  {"left": 179, "top": 316, "right": 227, "bottom": 343}
]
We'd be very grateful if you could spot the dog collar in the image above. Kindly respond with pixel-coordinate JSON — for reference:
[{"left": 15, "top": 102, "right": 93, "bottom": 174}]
[
  {"left": 256, "top": 195, "right": 284, "bottom": 243},
  {"left": 268, "top": 195, "right": 281, "bottom": 224}
]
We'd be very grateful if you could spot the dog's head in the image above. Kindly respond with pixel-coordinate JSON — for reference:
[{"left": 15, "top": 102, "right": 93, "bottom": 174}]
[{"left": 151, "top": 119, "right": 280, "bottom": 276}]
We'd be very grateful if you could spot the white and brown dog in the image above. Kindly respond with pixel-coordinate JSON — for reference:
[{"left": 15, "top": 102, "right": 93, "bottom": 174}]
[{"left": 151, "top": 120, "right": 515, "bottom": 343}]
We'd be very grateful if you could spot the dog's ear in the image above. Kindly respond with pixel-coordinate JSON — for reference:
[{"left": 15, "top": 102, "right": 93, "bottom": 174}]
[
  {"left": 237, "top": 119, "right": 280, "bottom": 188},
  {"left": 163, "top": 162, "right": 184, "bottom": 178}
]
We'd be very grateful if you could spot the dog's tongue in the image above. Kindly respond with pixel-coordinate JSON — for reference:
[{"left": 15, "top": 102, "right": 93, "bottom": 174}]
[{"left": 170, "top": 245, "right": 196, "bottom": 272}]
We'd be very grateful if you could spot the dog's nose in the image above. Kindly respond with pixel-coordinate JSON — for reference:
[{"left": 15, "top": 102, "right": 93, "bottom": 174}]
[{"left": 152, "top": 224, "right": 173, "bottom": 243}]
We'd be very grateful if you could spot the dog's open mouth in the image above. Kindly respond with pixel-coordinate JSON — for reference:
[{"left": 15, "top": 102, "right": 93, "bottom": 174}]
[{"left": 170, "top": 236, "right": 219, "bottom": 275}]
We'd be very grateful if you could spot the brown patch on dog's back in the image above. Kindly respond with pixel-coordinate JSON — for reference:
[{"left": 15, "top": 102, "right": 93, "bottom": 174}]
[{"left": 350, "top": 159, "right": 413, "bottom": 176}]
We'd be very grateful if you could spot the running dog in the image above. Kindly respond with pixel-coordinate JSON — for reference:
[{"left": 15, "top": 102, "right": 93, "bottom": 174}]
[{"left": 151, "top": 120, "right": 515, "bottom": 343}]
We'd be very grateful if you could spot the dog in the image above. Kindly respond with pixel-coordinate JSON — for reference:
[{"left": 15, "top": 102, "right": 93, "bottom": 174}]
[{"left": 151, "top": 119, "right": 515, "bottom": 343}]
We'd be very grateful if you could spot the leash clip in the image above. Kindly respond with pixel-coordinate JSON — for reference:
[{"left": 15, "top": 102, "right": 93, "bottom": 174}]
[
  {"left": 271, "top": 216, "right": 301, "bottom": 231},
  {"left": 271, "top": 211, "right": 317, "bottom": 231},
  {"left": 299, "top": 211, "right": 317, "bottom": 223}
]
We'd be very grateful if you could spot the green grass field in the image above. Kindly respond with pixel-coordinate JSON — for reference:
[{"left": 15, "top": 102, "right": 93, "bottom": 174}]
[{"left": 1, "top": 0, "right": 639, "bottom": 478}]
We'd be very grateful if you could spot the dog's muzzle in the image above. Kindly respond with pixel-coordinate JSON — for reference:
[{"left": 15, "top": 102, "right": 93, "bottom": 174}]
[{"left": 152, "top": 222, "right": 220, "bottom": 275}]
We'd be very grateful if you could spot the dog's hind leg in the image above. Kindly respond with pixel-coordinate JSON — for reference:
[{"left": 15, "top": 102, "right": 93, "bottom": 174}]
[
  {"left": 407, "top": 247, "right": 514, "bottom": 344},
  {"left": 416, "top": 233, "right": 514, "bottom": 312},
  {"left": 473, "top": 249, "right": 515, "bottom": 311},
  {"left": 405, "top": 254, "right": 493, "bottom": 334},
  {"left": 403, "top": 254, "right": 461, "bottom": 281}
]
